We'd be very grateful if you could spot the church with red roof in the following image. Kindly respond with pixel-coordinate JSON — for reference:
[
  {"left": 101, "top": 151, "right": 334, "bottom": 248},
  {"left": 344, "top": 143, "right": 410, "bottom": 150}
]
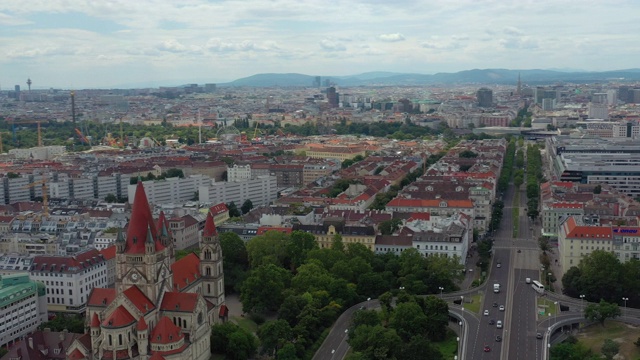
[{"left": 66, "top": 182, "right": 225, "bottom": 360}]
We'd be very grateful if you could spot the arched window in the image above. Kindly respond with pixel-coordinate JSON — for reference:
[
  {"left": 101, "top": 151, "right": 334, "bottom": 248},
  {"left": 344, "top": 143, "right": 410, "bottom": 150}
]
[
  {"left": 205, "top": 250, "right": 211, "bottom": 260},
  {"left": 206, "top": 267, "right": 211, "bottom": 276},
  {"left": 118, "top": 334, "right": 122, "bottom": 346}
]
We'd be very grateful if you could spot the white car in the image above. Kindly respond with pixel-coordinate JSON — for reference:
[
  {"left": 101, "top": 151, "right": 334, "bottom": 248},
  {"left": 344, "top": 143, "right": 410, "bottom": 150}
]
[
  {"left": 499, "top": 305, "right": 505, "bottom": 311},
  {"left": 497, "top": 320, "right": 503, "bottom": 329},
  {"left": 484, "top": 310, "right": 489, "bottom": 316}
]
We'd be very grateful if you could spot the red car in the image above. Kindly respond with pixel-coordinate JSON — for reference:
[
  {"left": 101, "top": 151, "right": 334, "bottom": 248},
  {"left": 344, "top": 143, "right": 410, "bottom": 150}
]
[{"left": 484, "top": 345, "right": 491, "bottom": 352}]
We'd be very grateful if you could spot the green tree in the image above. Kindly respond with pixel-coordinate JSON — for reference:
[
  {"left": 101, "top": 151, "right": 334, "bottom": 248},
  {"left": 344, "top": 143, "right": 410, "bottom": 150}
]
[
  {"left": 241, "top": 199, "right": 254, "bottom": 214},
  {"left": 379, "top": 218, "right": 402, "bottom": 235},
  {"left": 240, "top": 264, "right": 291, "bottom": 313},
  {"left": 276, "top": 343, "right": 299, "bottom": 360},
  {"left": 421, "top": 296, "right": 450, "bottom": 341},
  {"left": 459, "top": 149, "right": 478, "bottom": 158},
  {"left": 165, "top": 168, "right": 184, "bottom": 178},
  {"left": 349, "top": 325, "right": 401, "bottom": 360},
  {"left": 38, "top": 314, "right": 85, "bottom": 333},
  {"left": 257, "top": 319, "right": 293, "bottom": 356},
  {"left": 227, "top": 329, "right": 258, "bottom": 360},
  {"left": 104, "top": 193, "right": 117, "bottom": 203},
  {"left": 579, "top": 250, "right": 623, "bottom": 303},
  {"left": 584, "top": 300, "right": 621, "bottom": 326},
  {"left": 287, "top": 230, "right": 319, "bottom": 271},
  {"left": 601, "top": 339, "right": 619, "bottom": 360},
  {"left": 389, "top": 301, "right": 428, "bottom": 341},
  {"left": 398, "top": 336, "right": 443, "bottom": 360},
  {"left": 246, "top": 230, "right": 289, "bottom": 268},
  {"left": 227, "top": 201, "right": 241, "bottom": 217},
  {"left": 593, "top": 184, "right": 602, "bottom": 194},
  {"left": 220, "top": 232, "right": 248, "bottom": 293}
]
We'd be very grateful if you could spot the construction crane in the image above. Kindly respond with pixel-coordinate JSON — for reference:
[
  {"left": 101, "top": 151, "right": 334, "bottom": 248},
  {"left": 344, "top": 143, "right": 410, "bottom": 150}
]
[
  {"left": 0, "top": 132, "right": 10, "bottom": 153},
  {"left": 75, "top": 128, "right": 90, "bottom": 145},
  {"left": 22, "top": 175, "right": 49, "bottom": 217},
  {"left": 7, "top": 118, "right": 43, "bottom": 147},
  {"left": 253, "top": 121, "right": 260, "bottom": 139}
]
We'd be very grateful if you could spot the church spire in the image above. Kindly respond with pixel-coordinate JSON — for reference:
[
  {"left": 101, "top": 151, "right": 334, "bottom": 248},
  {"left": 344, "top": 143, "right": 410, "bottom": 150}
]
[
  {"left": 125, "top": 182, "right": 163, "bottom": 254},
  {"left": 203, "top": 211, "right": 217, "bottom": 238}
]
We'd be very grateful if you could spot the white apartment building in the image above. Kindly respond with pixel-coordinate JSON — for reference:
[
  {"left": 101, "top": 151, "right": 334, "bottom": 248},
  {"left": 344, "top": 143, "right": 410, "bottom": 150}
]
[
  {"left": 93, "top": 232, "right": 117, "bottom": 250},
  {"left": 0, "top": 274, "right": 48, "bottom": 348},
  {"left": 227, "top": 164, "right": 252, "bottom": 182},
  {"left": 29, "top": 249, "right": 107, "bottom": 314},
  {"left": 128, "top": 175, "right": 210, "bottom": 206},
  {"left": 199, "top": 175, "right": 279, "bottom": 207},
  {"left": 8, "top": 145, "right": 66, "bottom": 160},
  {"left": 169, "top": 214, "right": 203, "bottom": 250},
  {"left": 405, "top": 212, "right": 472, "bottom": 264}
]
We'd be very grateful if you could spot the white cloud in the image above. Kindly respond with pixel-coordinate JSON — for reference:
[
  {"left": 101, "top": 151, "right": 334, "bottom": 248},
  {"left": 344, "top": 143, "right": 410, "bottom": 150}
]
[
  {"left": 378, "top": 33, "right": 405, "bottom": 42},
  {"left": 0, "top": 12, "right": 30, "bottom": 25},
  {"left": 319, "top": 39, "right": 346, "bottom": 51}
]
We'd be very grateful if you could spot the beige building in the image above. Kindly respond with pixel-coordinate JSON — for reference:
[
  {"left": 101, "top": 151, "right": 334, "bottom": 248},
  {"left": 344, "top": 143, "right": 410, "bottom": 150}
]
[
  {"left": 558, "top": 216, "right": 613, "bottom": 275},
  {"left": 293, "top": 222, "right": 376, "bottom": 251},
  {"left": 304, "top": 145, "right": 367, "bottom": 161},
  {"left": 0, "top": 233, "right": 59, "bottom": 256}
]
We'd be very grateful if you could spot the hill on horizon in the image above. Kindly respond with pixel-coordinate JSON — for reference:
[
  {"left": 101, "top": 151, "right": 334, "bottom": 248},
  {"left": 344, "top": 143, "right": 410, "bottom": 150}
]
[{"left": 219, "top": 68, "right": 640, "bottom": 87}]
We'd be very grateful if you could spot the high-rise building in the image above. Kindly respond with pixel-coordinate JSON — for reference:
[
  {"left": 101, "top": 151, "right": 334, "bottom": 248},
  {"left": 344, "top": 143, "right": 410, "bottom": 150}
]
[
  {"left": 619, "top": 86, "right": 630, "bottom": 103},
  {"left": 327, "top": 86, "right": 338, "bottom": 108},
  {"left": 204, "top": 83, "right": 217, "bottom": 93},
  {"left": 476, "top": 88, "right": 493, "bottom": 107},
  {"left": 516, "top": 73, "right": 522, "bottom": 95},
  {"left": 14, "top": 85, "right": 20, "bottom": 100},
  {"left": 313, "top": 76, "right": 321, "bottom": 87},
  {"left": 588, "top": 102, "right": 608, "bottom": 119},
  {"left": 65, "top": 182, "right": 225, "bottom": 359}
]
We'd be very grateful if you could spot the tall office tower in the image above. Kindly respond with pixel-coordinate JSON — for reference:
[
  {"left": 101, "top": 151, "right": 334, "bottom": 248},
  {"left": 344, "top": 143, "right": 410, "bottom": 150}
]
[
  {"left": 592, "top": 93, "right": 608, "bottom": 104},
  {"left": 477, "top": 87, "right": 493, "bottom": 107},
  {"left": 323, "top": 78, "right": 331, "bottom": 87},
  {"left": 619, "top": 86, "right": 630, "bottom": 103},
  {"left": 313, "top": 76, "right": 321, "bottom": 87},
  {"left": 14, "top": 85, "right": 20, "bottom": 100},
  {"left": 542, "top": 98, "right": 555, "bottom": 111},
  {"left": 327, "top": 86, "right": 338, "bottom": 108},
  {"left": 631, "top": 89, "right": 640, "bottom": 104},
  {"left": 516, "top": 73, "right": 522, "bottom": 95},
  {"left": 606, "top": 90, "right": 617, "bottom": 105}
]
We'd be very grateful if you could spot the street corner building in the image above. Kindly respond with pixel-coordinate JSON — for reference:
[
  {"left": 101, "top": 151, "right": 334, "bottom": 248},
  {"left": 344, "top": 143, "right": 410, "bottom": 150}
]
[{"left": 65, "top": 182, "right": 225, "bottom": 360}]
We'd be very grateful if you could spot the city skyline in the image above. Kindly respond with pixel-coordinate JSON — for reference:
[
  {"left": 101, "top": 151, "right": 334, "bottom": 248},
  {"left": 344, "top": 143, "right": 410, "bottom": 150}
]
[{"left": 1, "top": 0, "right": 640, "bottom": 88}]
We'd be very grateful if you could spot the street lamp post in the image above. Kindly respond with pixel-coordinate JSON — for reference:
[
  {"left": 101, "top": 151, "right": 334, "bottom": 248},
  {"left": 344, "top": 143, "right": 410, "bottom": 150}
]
[
  {"left": 554, "top": 301, "right": 558, "bottom": 325},
  {"left": 580, "top": 294, "right": 585, "bottom": 310},
  {"left": 439, "top": 286, "right": 444, "bottom": 298},
  {"left": 547, "top": 272, "right": 552, "bottom": 290},
  {"left": 367, "top": 297, "right": 371, "bottom": 309},
  {"left": 623, "top": 297, "right": 629, "bottom": 310}
]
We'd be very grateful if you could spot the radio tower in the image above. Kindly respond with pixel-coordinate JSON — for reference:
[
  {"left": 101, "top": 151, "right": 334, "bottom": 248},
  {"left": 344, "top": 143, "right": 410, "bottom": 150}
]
[{"left": 27, "top": 78, "right": 32, "bottom": 92}]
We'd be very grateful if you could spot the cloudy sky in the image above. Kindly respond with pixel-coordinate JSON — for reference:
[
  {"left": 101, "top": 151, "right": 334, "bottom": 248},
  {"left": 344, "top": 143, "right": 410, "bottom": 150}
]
[{"left": 2, "top": 0, "right": 639, "bottom": 88}]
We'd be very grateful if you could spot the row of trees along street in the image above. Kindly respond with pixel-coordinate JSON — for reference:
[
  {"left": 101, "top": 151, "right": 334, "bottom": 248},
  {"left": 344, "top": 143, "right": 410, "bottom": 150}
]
[{"left": 210, "top": 230, "right": 463, "bottom": 360}]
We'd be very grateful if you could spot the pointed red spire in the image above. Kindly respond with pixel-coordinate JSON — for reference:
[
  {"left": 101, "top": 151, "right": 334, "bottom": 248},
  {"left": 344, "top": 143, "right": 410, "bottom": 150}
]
[
  {"left": 157, "top": 211, "right": 172, "bottom": 238},
  {"left": 203, "top": 211, "right": 217, "bottom": 237},
  {"left": 91, "top": 313, "right": 100, "bottom": 328},
  {"left": 136, "top": 316, "right": 148, "bottom": 331},
  {"left": 125, "top": 182, "right": 160, "bottom": 254}
]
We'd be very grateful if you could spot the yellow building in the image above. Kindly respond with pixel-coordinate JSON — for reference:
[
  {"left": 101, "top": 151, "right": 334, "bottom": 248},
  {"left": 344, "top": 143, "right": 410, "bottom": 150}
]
[{"left": 293, "top": 223, "right": 376, "bottom": 251}]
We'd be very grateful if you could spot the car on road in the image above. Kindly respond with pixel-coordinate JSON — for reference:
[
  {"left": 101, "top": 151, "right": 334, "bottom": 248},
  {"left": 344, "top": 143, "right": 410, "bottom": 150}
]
[
  {"left": 489, "top": 319, "right": 495, "bottom": 325},
  {"left": 497, "top": 320, "right": 503, "bottom": 329},
  {"left": 536, "top": 332, "right": 543, "bottom": 339},
  {"left": 499, "top": 305, "right": 505, "bottom": 311},
  {"left": 492, "top": 302, "right": 498, "bottom": 308},
  {"left": 484, "top": 310, "right": 489, "bottom": 316},
  {"left": 497, "top": 263, "right": 501, "bottom": 268},
  {"left": 496, "top": 335, "right": 502, "bottom": 342},
  {"left": 484, "top": 345, "right": 491, "bottom": 352}
]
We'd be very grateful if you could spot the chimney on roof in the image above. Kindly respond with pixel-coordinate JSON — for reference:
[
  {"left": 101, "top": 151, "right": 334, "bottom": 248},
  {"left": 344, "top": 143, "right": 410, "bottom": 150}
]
[
  {"left": 28, "top": 337, "right": 33, "bottom": 349},
  {"left": 60, "top": 331, "right": 65, "bottom": 341}
]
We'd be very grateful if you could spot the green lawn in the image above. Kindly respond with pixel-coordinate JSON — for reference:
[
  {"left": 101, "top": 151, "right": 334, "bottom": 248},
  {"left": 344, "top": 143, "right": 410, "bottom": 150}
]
[
  {"left": 463, "top": 293, "right": 483, "bottom": 314},
  {"left": 433, "top": 329, "right": 459, "bottom": 360},
  {"left": 230, "top": 316, "right": 258, "bottom": 334},
  {"left": 577, "top": 321, "right": 640, "bottom": 360},
  {"left": 536, "top": 298, "right": 558, "bottom": 316}
]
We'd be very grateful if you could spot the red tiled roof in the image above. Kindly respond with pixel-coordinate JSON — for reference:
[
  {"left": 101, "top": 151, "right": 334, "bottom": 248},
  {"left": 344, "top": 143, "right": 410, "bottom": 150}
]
[
  {"left": 209, "top": 203, "right": 228, "bottom": 215},
  {"left": 87, "top": 288, "right": 116, "bottom": 307},
  {"left": 68, "top": 349, "right": 86, "bottom": 360},
  {"left": 408, "top": 212, "right": 431, "bottom": 221},
  {"left": 203, "top": 211, "right": 217, "bottom": 237},
  {"left": 551, "top": 202, "right": 584, "bottom": 209},
  {"left": 100, "top": 245, "right": 116, "bottom": 260},
  {"left": 137, "top": 317, "right": 148, "bottom": 331},
  {"left": 160, "top": 292, "right": 199, "bottom": 312},
  {"left": 91, "top": 313, "right": 100, "bottom": 327},
  {"left": 126, "top": 182, "right": 165, "bottom": 254},
  {"left": 257, "top": 226, "right": 293, "bottom": 235},
  {"left": 32, "top": 248, "right": 104, "bottom": 273},
  {"left": 103, "top": 305, "right": 136, "bottom": 328},
  {"left": 171, "top": 253, "right": 200, "bottom": 291},
  {"left": 123, "top": 286, "right": 155, "bottom": 314},
  {"left": 150, "top": 316, "right": 184, "bottom": 344},
  {"left": 563, "top": 217, "right": 613, "bottom": 239},
  {"left": 387, "top": 198, "right": 474, "bottom": 208}
]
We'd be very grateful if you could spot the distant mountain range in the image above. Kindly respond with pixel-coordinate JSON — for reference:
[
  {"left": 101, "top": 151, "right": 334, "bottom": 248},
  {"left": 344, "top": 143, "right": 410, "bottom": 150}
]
[{"left": 220, "top": 69, "right": 640, "bottom": 87}]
